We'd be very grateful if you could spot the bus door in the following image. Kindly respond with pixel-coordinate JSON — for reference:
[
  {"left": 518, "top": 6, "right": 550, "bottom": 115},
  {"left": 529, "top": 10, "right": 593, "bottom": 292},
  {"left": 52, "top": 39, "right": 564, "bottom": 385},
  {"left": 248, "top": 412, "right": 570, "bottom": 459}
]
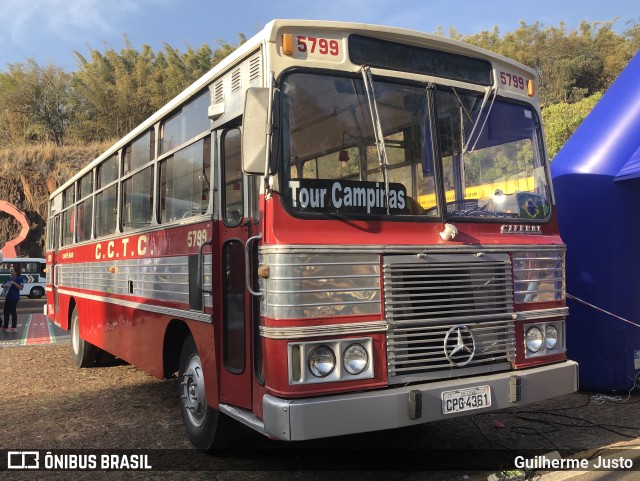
[
  {"left": 48, "top": 216, "right": 61, "bottom": 322},
  {"left": 216, "top": 127, "right": 253, "bottom": 409}
]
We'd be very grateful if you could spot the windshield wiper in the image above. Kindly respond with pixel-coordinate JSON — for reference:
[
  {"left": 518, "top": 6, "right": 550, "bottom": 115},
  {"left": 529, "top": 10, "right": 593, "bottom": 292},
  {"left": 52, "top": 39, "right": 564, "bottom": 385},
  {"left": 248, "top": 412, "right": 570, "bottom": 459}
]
[
  {"left": 452, "top": 85, "right": 497, "bottom": 153},
  {"left": 360, "top": 65, "right": 391, "bottom": 215}
]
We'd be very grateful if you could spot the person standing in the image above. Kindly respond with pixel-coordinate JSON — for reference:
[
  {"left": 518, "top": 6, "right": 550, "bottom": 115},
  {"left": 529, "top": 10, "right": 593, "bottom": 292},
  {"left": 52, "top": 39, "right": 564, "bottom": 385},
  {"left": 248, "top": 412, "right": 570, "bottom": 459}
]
[{"left": 2, "top": 266, "right": 24, "bottom": 332}]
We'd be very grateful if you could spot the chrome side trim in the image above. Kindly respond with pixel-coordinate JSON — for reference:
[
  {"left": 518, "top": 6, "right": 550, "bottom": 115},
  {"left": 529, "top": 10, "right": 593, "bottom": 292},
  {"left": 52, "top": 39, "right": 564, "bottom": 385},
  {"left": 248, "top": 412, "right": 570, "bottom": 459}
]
[
  {"left": 57, "top": 288, "right": 212, "bottom": 323},
  {"left": 260, "top": 321, "right": 388, "bottom": 340},
  {"left": 514, "top": 307, "right": 569, "bottom": 320},
  {"left": 56, "top": 255, "right": 213, "bottom": 308}
]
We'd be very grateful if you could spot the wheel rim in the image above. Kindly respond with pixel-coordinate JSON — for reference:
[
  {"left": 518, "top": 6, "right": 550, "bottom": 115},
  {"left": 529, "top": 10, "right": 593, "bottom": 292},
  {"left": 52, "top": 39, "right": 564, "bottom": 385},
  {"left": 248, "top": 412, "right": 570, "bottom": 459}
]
[
  {"left": 181, "top": 353, "right": 207, "bottom": 428},
  {"left": 71, "top": 315, "right": 80, "bottom": 355},
  {"left": 33, "top": 287, "right": 44, "bottom": 298}
]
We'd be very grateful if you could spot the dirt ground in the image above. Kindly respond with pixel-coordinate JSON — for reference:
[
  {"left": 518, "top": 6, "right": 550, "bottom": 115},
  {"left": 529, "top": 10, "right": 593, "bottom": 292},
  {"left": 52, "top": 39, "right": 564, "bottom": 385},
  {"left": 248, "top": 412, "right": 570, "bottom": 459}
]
[{"left": 2, "top": 343, "right": 640, "bottom": 480}]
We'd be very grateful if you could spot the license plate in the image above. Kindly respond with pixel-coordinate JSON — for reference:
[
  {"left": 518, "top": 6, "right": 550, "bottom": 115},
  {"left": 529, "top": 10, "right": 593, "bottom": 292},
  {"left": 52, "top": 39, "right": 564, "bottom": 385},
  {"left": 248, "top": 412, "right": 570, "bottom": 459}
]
[{"left": 441, "top": 385, "right": 492, "bottom": 414}]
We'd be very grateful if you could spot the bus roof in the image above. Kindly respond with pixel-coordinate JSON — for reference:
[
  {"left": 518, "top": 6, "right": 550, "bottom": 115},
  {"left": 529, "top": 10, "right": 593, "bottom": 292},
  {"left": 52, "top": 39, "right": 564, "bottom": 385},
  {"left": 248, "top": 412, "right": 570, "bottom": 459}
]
[
  {"left": 0, "top": 257, "right": 46, "bottom": 263},
  {"left": 50, "top": 19, "right": 536, "bottom": 200}
]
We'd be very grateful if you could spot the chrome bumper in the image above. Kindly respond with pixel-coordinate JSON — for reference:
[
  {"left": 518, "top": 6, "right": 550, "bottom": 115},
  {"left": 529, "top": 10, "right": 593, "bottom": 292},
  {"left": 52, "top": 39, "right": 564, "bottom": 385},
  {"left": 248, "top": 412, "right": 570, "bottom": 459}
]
[{"left": 263, "top": 361, "right": 578, "bottom": 441}]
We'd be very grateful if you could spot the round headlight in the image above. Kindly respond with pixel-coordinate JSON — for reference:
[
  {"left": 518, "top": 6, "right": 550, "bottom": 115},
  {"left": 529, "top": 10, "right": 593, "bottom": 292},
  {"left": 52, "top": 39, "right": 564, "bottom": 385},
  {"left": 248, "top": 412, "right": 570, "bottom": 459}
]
[
  {"left": 308, "top": 345, "right": 336, "bottom": 378},
  {"left": 343, "top": 344, "right": 369, "bottom": 375},
  {"left": 545, "top": 325, "right": 559, "bottom": 349},
  {"left": 526, "top": 327, "right": 543, "bottom": 353}
]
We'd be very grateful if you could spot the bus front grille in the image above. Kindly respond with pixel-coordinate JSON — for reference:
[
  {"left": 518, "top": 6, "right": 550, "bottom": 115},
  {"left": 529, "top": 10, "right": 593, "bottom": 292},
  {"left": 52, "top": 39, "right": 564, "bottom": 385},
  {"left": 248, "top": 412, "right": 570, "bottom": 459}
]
[{"left": 383, "top": 253, "right": 516, "bottom": 384}]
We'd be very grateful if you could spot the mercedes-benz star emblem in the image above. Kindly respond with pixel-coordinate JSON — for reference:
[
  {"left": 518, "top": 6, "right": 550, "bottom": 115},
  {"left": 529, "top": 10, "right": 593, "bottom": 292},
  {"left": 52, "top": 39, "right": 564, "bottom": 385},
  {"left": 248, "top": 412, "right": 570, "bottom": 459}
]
[{"left": 443, "top": 325, "right": 476, "bottom": 367}]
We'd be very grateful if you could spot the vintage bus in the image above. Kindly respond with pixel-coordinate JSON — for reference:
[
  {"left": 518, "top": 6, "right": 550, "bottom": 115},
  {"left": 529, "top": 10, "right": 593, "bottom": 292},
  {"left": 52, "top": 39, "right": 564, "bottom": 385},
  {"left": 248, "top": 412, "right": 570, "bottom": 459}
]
[
  {"left": 0, "top": 257, "right": 47, "bottom": 299},
  {"left": 46, "top": 19, "right": 577, "bottom": 449}
]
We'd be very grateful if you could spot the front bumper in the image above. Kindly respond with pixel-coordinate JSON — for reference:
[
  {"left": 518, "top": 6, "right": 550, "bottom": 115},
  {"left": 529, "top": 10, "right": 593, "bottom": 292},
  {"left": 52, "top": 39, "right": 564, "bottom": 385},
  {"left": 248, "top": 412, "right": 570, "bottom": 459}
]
[{"left": 263, "top": 360, "right": 578, "bottom": 441}]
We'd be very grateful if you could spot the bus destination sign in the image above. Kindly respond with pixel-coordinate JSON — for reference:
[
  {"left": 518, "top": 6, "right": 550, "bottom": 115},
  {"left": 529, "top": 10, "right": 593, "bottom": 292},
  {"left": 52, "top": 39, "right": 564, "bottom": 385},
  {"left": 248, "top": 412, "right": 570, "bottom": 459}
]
[{"left": 287, "top": 179, "right": 407, "bottom": 215}]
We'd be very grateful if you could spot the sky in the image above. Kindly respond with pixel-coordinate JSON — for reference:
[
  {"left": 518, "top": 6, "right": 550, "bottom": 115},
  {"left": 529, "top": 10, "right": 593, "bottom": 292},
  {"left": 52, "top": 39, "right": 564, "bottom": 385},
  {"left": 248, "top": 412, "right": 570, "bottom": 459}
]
[{"left": 0, "top": 0, "right": 637, "bottom": 71}]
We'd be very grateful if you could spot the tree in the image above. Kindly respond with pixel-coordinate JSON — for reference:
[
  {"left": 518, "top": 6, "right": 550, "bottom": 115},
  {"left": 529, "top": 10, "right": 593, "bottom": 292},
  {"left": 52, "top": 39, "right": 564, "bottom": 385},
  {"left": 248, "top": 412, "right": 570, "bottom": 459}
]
[
  {"left": 459, "top": 20, "right": 636, "bottom": 105},
  {"left": 0, "top": 60, "right": 73, "bottom": 145},
  {"left": 71, "top": 35, "right": 245, "bottom": 142},
  {"left": 73, "top": 37, "right": 157, "bottom": 140}
]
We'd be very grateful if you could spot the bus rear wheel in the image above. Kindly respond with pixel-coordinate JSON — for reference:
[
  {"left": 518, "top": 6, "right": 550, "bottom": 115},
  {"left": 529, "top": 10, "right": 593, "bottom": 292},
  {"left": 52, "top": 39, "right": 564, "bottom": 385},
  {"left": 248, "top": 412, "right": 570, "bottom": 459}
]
[
  {"left": 70, "top": 307, "right": 98, "bottom": 368},
  {"left": 178, "top": 334, "right": 238, "bottom": 450}
]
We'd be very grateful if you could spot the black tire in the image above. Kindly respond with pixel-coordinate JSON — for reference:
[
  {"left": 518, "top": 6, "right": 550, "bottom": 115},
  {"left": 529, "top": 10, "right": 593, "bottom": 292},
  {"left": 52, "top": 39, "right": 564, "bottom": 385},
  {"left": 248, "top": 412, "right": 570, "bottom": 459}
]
[
  {"left": 96, "top": 349, "right": 120, "bottom": 367},
  {"left": 70, "top": 307, "right": 98, "bottom": 368},
  {"left": 29, "top": 286, "right": 45, "bottom": 299},
  {"left": 178, "top": 334, "right": 238, "bottom": 450}
]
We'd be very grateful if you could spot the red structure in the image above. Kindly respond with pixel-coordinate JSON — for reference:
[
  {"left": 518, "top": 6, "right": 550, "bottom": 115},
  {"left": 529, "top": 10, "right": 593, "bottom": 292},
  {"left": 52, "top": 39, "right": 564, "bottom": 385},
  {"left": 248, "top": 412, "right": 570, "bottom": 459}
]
[{"left": 0, "top": 200, "right": 30, "bottom": 258}]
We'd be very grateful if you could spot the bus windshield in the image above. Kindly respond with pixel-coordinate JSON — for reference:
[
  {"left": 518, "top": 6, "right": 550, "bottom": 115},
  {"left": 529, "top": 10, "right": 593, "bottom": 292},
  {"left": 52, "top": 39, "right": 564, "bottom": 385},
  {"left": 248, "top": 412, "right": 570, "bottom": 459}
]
[{"left": 280, "top": 72, "right": 551, "bottom": 221}]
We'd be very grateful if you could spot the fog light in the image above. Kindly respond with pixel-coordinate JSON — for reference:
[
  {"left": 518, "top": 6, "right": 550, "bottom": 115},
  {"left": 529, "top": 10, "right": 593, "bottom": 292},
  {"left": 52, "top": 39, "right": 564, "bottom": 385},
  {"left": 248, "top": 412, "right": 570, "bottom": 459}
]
[
  {"left": 308, "top": 345, "right": 336, "bottom": 378},
  {"left": 526, "top": 326, "right": 543, "bottom": 353},
  {"left": 545, "top": 325, "right": 559, "bottom": 349},
  {"left": 343, "top": 343, "right": 369, "bottom": 375}
]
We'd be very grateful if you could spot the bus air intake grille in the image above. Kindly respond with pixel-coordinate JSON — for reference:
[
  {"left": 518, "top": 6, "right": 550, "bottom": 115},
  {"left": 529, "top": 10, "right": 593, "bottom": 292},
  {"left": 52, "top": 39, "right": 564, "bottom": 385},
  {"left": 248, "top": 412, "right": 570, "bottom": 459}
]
[{"left": 383, "top": 253, "right": 515, "bottom": 383}]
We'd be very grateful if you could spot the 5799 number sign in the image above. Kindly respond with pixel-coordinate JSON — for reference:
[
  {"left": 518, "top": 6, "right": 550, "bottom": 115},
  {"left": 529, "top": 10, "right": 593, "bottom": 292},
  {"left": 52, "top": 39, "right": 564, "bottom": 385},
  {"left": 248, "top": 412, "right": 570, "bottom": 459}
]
[
  {"left": 500, "top": 71, "right": 525, "bottom": 90},
  {"left": 297, "top": 35, "right": 340, "bottom": 56}
]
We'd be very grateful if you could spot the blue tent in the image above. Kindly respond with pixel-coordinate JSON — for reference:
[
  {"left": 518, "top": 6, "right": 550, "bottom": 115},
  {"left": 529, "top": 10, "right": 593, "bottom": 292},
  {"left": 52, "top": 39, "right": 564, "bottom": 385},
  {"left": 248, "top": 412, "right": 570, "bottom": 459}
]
[{"left": 551, "top": 52, "right": 640, "bottom": 392}]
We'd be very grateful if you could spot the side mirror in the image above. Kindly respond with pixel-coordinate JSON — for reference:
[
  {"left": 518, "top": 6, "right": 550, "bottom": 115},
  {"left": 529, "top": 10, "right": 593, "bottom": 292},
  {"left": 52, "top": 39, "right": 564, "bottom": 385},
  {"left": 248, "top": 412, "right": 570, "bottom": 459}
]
[{"left": 242, "top": 88, "right": 270, "bottom": 175}]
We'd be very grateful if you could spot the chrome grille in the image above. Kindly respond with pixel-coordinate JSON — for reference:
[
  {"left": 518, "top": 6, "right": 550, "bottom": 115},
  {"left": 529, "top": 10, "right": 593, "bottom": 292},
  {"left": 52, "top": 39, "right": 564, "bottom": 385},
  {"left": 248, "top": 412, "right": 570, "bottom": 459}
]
[
  {"left": 261, "top": 253, "right": 380, "bottom": 319},
  {"left": 512, "top": 251, "right": 565, "bottom": 303},
  {"left": 384, "top": 253, "right": 515, "bottom": 383},
  {"left": 387, "top": 320, "right": 515, "bottom": 381}
]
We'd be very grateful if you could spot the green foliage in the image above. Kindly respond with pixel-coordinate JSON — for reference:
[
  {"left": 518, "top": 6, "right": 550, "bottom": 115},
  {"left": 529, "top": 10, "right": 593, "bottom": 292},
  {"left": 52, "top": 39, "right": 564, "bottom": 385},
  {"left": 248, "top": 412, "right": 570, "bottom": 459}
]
[
  {"left": 454, "top": 19, "right": 637, "bottom": 105},
  {"left": 70, "top": 34, "right": 245, "bottom": 141},
  {"left": 541, "top": 92, "right": 603, "bottom": 159},
  {"left": 0, "top": 60, "right": 73, "bottom": 145},
  {"left": 0, "top": 34, "right": 245, "bottom": 147},
  {"left": 0, "top": 20, "right": 636, "bottom": 158}
]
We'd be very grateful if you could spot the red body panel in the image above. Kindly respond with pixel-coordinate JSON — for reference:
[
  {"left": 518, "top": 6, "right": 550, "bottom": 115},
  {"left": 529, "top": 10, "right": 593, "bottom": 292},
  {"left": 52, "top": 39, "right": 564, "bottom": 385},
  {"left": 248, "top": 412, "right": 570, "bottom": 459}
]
[
  {"left": 47, "top": 221, "right": 220, "bottom": 406},
  {"left": 265, "top": 194, "right": 564, "bottom": 247}
]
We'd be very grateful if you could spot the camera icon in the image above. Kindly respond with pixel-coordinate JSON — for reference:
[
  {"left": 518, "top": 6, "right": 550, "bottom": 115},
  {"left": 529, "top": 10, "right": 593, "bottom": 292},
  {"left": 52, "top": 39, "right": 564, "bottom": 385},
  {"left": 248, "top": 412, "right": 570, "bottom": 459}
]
[{"left": 7, "top": 451, "right": 40, "bottom": 469}]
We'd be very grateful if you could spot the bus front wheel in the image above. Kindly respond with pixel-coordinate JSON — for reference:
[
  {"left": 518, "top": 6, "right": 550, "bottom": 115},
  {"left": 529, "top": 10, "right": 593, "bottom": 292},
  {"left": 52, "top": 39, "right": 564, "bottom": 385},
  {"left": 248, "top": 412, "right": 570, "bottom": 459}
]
[
  {"left": 178, "top": 334, "right": 238, "bottom": 450},
  {"left": 70, "top": 307, "right": 98, "bottom": 368},
  {"left": 29, "top": 286, "right": 45, "bottom": 299}
]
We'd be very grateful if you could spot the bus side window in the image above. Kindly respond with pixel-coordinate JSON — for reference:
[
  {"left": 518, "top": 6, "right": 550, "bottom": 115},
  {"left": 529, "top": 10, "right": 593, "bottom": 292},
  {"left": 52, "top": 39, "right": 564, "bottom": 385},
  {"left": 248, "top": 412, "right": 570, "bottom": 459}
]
[
  {"left": 222, "top": 129, "right": 243, "bottom": 226},
  {"left": 159, "top": 137, "right": 211, "bottom": 223},
  {"left": 122, "top": 167, "right": 154, "bottom": 231}
]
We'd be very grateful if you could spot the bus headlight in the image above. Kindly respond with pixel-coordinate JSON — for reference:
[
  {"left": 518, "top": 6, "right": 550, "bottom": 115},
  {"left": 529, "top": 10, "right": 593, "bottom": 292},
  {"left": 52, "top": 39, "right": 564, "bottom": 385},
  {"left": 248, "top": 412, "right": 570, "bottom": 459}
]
[
  {"left": 288, "top": 337, "right": 374, "bottom": 384},
  {"left": 523, "top": 321, "right": 565, "bottom": 358},
  {"left": 545, "top": 325, "right": 558, "bottom": 349},
  {"left": 525, "top": 326, "right": 543, "bottom": 353},
  {"left": 343, "top": 343, "right": 369, "bottom": 375},
  {"left": 308, "top": 345, "right": 336, "bottom": 378}
]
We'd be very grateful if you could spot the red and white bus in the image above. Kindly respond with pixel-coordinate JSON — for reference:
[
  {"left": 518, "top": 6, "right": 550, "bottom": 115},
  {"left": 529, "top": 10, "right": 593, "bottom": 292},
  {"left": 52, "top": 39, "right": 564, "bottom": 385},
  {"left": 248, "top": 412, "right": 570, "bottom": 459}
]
[{"left": 46, "top": 19, "right": 577, "bottom": 449}]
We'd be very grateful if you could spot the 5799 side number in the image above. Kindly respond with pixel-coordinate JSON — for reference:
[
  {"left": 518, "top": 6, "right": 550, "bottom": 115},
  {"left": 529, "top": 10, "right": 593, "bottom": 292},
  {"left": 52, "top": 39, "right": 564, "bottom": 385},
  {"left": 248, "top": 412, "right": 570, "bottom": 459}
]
[{"left": 187, "top": 229, "right": 207, "bottom": 248}]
